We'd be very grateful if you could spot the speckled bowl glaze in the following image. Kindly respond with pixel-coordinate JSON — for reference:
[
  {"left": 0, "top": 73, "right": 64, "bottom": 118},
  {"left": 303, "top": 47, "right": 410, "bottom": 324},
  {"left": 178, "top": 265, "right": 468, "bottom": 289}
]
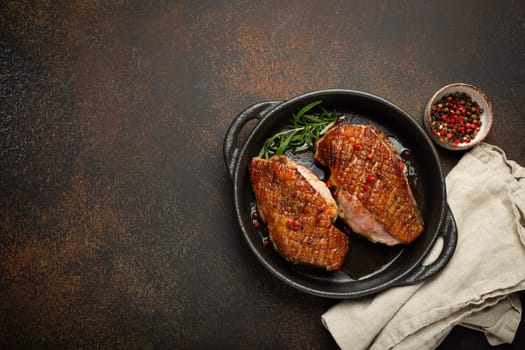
[{"left": 424, "top": 83, "right": 493, "bottom": 151}]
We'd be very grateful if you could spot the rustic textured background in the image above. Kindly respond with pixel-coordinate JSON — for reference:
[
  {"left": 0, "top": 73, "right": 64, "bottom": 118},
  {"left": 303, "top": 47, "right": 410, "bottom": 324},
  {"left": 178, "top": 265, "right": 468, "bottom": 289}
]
[{"left": 1, "top": 1, "right": 524, "bottom": 349}]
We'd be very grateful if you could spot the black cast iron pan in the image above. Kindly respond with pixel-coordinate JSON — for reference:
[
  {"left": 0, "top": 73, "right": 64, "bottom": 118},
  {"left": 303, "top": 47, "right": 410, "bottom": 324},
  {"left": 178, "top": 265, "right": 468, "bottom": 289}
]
[{"left": 223, "top": 89, "right": 457, "bottom": 298}]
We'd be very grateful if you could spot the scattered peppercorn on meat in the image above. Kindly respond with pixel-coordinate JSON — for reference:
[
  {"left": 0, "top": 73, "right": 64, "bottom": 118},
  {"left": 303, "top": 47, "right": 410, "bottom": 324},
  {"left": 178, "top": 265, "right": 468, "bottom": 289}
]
[
  {"left": 249, "top": 155, "right": 348, "bottom": 271},
  {"left": 315, "top": 124, "right": 424, "bottom": 245}
]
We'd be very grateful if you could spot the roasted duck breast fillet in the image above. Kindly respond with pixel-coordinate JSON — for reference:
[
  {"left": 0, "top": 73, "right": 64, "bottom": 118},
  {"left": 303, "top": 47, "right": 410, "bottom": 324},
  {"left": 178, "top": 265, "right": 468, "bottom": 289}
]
[
  {"left": 314, "top": 124, "right": 424, "bottom": 245},
  {"left": 249, "top": 155, "right": 348, "bottom": 271}
]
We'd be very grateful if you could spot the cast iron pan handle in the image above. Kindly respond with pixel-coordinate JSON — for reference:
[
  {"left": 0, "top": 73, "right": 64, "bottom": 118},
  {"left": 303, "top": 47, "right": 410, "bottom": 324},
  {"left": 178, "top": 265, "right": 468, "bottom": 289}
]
[
  {"left": 395, "top": 205, "right": 458, "bottom": 286},
  {"left": 223, "top": 101, "right": 282, "bottom": 179}
]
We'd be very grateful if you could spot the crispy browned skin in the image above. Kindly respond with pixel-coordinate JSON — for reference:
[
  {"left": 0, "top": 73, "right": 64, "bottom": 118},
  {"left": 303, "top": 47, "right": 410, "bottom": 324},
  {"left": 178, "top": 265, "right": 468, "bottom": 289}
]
[
  {"left": 249, "top": 155, "right": 348, "bottom": 271},
  {"left": 314, "top": 125, "right": 424, "bottom": 245}
]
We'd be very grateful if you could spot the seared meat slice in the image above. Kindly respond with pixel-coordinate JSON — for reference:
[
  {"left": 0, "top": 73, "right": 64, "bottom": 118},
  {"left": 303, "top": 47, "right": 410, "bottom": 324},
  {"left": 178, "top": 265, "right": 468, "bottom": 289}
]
[
  {"left": 249, "top": 155, "right": 348, "bottom": 271},
  {"left": 314, "top": 124, "right": 424, "bottom": 245}
]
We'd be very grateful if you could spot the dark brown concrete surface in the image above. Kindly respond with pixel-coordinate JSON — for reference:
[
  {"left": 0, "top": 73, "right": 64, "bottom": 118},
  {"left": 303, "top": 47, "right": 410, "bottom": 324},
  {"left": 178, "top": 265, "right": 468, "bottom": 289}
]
[{"left": 1, "top": 1, "right": 524, "bottom": 349}]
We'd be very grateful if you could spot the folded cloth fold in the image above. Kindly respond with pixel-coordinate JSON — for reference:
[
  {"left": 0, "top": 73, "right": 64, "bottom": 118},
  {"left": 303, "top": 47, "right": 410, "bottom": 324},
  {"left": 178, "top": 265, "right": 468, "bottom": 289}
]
[{"left": 322, "top": 143, "right": 525, "bottom": 350}]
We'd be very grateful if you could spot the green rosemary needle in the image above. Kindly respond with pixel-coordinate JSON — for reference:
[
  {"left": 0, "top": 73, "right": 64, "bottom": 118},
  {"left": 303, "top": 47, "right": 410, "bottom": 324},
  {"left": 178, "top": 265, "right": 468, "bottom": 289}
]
[{"left": 258, "top": 100, "right": 341, "bottom": 159}]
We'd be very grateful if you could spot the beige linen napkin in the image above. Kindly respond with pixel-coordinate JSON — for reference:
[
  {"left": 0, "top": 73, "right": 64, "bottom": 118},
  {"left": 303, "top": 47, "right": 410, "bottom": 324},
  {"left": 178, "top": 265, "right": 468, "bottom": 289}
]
[{"left": 322, "top": 143, "right": 525, "bottom": 350}]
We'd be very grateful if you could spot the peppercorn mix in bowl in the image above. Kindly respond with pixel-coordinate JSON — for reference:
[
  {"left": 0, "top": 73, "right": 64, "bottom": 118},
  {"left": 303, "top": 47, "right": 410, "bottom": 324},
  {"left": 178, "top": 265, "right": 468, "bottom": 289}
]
[{"left": 424, "top": 83, "right": 493, "bottom": 150}]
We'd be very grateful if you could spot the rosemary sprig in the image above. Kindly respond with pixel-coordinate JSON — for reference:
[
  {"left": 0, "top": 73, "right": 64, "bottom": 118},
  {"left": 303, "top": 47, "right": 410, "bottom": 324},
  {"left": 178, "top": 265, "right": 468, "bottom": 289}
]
[{"left": 258, "top": 100, "right": 341, "bottom": 159}]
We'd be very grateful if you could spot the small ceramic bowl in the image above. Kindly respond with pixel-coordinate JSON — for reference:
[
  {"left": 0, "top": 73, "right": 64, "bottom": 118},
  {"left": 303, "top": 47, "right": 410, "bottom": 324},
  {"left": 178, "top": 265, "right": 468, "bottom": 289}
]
[{"left": 424, "top": 83, "right": 493, "bottom": 151}]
